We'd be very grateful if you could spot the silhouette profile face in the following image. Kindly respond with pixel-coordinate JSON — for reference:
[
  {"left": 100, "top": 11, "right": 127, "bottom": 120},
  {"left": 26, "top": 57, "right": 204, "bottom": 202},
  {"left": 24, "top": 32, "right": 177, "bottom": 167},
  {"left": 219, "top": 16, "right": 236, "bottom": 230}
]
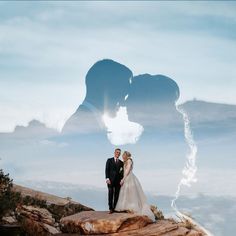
[
  {"left": 125, "top": 74, "right": 180, "bottom": 126},
  {"left": 62, "top": 59, "right": 132, "bottom": 134},
  {"left": 85, "top": 59, "right": 132, "bottom": 117}
]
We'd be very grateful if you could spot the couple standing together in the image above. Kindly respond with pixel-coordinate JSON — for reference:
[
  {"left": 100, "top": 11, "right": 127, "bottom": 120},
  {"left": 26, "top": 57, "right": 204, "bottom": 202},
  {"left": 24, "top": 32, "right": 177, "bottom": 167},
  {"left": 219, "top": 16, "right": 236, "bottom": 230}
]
[{"left": 105, "top": 148, "right": 155, "bottom": 221}]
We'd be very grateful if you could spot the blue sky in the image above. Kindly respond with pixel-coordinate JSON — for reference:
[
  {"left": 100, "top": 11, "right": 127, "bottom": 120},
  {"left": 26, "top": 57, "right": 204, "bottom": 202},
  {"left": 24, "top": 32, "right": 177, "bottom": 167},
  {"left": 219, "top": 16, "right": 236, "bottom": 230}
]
[{"left": 0, "top": 1, "right": 235, "bottom": 132}]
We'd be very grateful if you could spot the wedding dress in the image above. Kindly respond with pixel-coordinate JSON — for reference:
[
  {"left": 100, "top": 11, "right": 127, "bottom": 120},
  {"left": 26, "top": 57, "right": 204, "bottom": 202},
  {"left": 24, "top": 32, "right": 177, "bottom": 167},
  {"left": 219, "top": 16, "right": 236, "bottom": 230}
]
[{"left": 115, "top": 158, "right": 155, "bottom": 221}]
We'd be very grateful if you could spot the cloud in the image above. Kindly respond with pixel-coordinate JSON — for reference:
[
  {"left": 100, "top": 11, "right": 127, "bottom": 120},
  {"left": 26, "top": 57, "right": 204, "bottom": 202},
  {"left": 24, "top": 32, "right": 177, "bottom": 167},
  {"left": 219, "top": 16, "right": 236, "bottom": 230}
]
[
  {"left": 103, "top": 107, "right": 143, "bottom": 145},
  {"left": 39, "top": 139, "right": 68, "bottom": 147}
]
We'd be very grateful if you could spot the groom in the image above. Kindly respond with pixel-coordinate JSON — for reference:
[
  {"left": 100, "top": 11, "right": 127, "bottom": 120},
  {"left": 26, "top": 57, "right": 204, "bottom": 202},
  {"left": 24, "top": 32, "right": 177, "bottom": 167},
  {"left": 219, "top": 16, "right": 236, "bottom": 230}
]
[{"left": 105, "top": 148, "right": 124, "bottom": 213}]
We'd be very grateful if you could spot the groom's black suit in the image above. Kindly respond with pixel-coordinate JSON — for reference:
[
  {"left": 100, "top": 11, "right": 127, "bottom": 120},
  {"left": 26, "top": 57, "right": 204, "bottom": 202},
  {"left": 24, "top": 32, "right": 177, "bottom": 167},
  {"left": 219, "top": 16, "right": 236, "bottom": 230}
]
[{"left": 105, "top": 157, "right": 124, "bottom": 211}]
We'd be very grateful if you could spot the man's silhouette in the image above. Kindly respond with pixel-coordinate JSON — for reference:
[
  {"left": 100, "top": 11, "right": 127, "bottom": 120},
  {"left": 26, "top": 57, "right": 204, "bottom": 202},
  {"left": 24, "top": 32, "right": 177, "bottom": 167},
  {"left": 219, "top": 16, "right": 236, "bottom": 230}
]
[{"left": 62, "top": 59, "right": 132, "bottom": 136}]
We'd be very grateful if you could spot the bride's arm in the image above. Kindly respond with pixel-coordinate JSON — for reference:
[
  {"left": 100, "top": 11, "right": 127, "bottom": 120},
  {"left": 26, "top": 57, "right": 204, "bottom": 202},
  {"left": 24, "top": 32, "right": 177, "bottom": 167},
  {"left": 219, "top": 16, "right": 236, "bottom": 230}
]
[
  {"left": 124, "top": 160, "right": 132, "bottom": 179},
  {"left": 120, "top": 160, "right": 132, "bottom": 185}
]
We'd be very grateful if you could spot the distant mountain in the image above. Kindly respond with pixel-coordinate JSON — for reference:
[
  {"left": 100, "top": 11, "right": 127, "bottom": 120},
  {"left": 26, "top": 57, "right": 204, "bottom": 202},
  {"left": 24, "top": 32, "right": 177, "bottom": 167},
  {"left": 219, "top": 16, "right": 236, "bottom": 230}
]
[
  {"left": 181, "top": 99, "right": 236, "bottom": 124},
  {"left": 0, "top": 119, "right": 58, "bottom": 140},
  {"left": 14, "top": 119, "right": 58, "bottom": 138},
  {"left": 1, "top": 99, "right": 236, "bottom": 141},
  {"left": 181, "top": 99, "right": 236, "bottom": 140}
]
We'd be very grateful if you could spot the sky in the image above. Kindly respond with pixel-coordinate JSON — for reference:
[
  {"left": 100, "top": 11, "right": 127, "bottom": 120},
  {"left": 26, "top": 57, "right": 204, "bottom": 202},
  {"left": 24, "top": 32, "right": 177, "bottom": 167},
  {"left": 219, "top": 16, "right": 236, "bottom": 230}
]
[{"left": 0, "top": 1, "right": 236, "bottom": 132}]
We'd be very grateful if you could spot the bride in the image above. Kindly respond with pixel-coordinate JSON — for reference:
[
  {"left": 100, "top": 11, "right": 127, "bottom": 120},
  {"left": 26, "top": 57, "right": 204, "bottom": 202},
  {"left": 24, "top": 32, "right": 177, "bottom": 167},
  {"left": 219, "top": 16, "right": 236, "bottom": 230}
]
[{"left": 115, "top": 151, "right": 155, "bottom": 222}]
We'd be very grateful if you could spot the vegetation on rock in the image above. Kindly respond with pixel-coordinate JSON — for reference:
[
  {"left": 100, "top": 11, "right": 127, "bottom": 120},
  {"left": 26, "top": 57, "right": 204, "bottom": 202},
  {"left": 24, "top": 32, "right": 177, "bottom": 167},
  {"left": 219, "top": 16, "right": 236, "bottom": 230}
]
[
  {"left": 0, "top": 169, "right": 21, "bottom": 218},
  {"left": 150, "top": 205, "right": 164, "bottom": 220}
]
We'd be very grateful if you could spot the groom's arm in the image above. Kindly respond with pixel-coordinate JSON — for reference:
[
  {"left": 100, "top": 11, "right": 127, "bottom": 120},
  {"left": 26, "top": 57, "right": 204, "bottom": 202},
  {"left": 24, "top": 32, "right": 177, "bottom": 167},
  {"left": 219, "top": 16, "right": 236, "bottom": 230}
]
[{"left": 105, "top": 159, "right": 111, "bottom": 184}]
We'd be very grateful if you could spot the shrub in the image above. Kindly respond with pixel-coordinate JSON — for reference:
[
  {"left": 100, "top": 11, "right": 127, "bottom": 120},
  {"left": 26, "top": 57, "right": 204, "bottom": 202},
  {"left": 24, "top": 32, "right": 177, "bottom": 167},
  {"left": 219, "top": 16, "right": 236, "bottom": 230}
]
[
  {"left": 150, "top": 205, "right": 165, "bottom": 220},
  {"left": 0, "top": 169, "right": 21, "bottom": 218}
]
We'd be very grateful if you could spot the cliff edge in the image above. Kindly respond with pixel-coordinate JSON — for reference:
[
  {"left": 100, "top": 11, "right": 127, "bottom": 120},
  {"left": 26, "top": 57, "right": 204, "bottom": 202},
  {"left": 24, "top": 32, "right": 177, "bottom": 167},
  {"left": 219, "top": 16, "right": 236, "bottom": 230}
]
[{"left": 0, "top": 183, "right": 208, "bottom": 236}]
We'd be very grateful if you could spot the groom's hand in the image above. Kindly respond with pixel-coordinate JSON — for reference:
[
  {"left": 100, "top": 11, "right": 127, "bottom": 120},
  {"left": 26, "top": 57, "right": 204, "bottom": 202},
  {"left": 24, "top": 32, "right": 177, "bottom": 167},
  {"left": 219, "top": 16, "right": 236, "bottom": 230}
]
[{"left": 106, "top": 179, "right": 111, "bottom": 185}]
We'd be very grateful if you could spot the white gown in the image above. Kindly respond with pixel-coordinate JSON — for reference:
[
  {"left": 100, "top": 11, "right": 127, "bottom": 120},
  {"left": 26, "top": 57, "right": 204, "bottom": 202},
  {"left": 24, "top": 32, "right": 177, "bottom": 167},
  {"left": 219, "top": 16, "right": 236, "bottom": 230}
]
[{"left": 115, "top": 158, "right": 155, "bottom": 222}]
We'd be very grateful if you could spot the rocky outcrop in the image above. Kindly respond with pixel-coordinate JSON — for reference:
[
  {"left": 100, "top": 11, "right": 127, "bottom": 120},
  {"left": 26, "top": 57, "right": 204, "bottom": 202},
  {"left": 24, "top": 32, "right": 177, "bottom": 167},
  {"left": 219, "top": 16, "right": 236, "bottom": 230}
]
[
  {"left": 1, "top": 183, "right": 209, "bottom": 236},
  {"left": 109, "top": 219, "right": 205, "bottom": 236},
  {"left": 12, "top": 183, "right": 93, "bottom": 221},
  {"left": 60, "top": 211, "right": 153, "bottom": 234},
  {"left": 60, "top": 211, "right": 207, "bottom": 236},
  {"left": 16, "top": 205, "right": 60, "bottom": 235},
  {"left": 1, "top": 216, "right": 18, "bottom": 225},
  {"left": 1, "top": 184, "right": 94, "bottom": 235}
]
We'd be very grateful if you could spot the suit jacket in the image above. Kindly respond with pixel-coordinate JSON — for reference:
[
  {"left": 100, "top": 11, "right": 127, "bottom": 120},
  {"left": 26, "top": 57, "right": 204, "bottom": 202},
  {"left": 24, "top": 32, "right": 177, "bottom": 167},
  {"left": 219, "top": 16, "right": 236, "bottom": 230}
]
[{"left": 105, "top": 157, "right": 124, "bottom": 186}]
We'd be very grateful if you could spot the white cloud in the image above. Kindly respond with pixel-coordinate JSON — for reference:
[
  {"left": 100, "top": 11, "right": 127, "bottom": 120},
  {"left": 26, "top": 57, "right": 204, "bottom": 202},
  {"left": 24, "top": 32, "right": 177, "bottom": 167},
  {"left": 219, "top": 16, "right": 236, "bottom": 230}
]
[{"left": 103, "top": 107, "right": 143, "bottom": 145}]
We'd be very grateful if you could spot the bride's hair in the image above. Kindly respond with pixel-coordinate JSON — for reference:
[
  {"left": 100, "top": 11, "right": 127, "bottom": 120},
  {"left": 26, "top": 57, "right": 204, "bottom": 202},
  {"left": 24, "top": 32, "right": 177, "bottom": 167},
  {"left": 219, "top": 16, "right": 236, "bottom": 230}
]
[
  {"left": 124, "top": 151, "right": 133, "bottom": 168},
  {"left": 124, "top": 151, "right": 131, "bottom": 158}
]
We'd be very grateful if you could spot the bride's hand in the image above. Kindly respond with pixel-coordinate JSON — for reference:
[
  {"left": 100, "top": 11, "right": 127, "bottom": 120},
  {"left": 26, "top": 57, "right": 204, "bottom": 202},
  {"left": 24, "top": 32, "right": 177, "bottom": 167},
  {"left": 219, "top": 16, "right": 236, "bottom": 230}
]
[{"left": 120, "top": 179, "right": 124, "bottom": 186}]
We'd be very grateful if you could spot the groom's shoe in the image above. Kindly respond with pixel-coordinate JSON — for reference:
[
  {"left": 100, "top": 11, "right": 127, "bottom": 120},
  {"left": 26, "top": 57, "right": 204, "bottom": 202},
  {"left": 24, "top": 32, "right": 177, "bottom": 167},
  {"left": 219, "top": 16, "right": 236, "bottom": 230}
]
[{"left": 109, "top": 209, "right": 114, "bottom": 214}]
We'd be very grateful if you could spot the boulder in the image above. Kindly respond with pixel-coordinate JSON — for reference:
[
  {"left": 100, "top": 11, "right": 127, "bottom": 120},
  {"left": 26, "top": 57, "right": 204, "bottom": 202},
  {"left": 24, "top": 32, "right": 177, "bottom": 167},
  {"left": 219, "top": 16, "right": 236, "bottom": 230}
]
[
  {"left": 16, "top": 205, "right": 61, "bottom": 235},
  {"left": 60, "top": 211, "right": 153, "bottom": 234},
  {"left": 60, "top": 212, "right": 208, "bottom": 236},
  {"left": 12, "top": 183, "right": 93, "bottom": 220},
  {"left": 187, "top": 229, "right": 206, "bottom": 236},
  {"left": 108, "top": 220, "right": 207, "bottom": 236},
  {"left": 109, "top": 220, "right": 179, "bottom": 235},
  {"left": 16, "top": 205, "right": 55, "bottom": 225},
  {"left": 1, "top": 216, "right": 18, "bottom": 225}
]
